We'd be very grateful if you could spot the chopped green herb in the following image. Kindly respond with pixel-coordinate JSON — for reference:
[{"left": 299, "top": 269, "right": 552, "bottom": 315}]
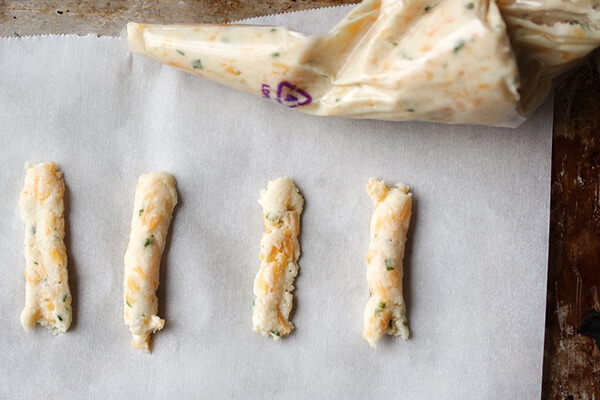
[
  {"left": 57, "top": 315, "right": 63, "bottom": 322},
  {"left": 579, "top": 23, "right": 591, "bottom": 33},
  {"left": 272, "top": 52, "right": 280, "bottom": 58},
  {"left": 465, "top": 2, "right": 474, "bottom": 9},
  {"left": 266, "top": 212, "right": 281, "bottom": 223},
  {"left": 192, "top": 59, "right": 203, "bottom": 70},
  {"left": 392, "top": 42, "right": 398, "bottom": 46},
  {"left": 385, "top": 259, "right": 394, "bottom": 270},
  {"left": 126, "top": 300, "right": 132, "bottom": 308},
  {"left": 31, "top": 225, "right": 36, "bottom": 234},
  {"left": 252, "top": 299, "right": 255, "bottom": 306},
  {"left": 375, "top": 302, "right": 386, "bottom": 316},
  {"left": 176, "top": 49, "right": 185, "bottom": 56},
  {"left": 388, "top": 320, "right": 393, "bottom": 329},
  {"left": 144, "top": 236, "right": 154, "bottom": 247},
  {"left": 406, "top": 108, "right": 415, "bottom": 113},
  {"left": 403, "top": 320, "right": 409, "bottom": 327},
  {"left": 336, "top": 98, "right": 341, "bottom": 102},
  {"left": 63, "top": 294, "right": 68, "bottom": 302},
  {"left": 139, "top": 208, "right": 144, "bottom": 217},
  {"left": 270, "top": 28, "right": 277, "bottom": 32},
  {"left": 453, "top": 40, "right": 466, "bottom": 53},
  {"left": 424, "top": 5, "right": 431, "bottom": 11},
  {"left": 369, "top": 289, "right": 372, "bottom": 297},
  {"left": 374, "top": 233, "right": 378, "bottom": 238},
  {"left": 270, "top": 330, "right": 280, "bottom": 337},
  {"left": 33, "top": 261, "right": 38, "bottom": 265}
]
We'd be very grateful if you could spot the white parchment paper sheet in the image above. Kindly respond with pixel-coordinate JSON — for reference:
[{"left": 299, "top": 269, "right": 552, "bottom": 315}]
[{"left": 0, "top": 6, "right": 551, "bottom": 399}]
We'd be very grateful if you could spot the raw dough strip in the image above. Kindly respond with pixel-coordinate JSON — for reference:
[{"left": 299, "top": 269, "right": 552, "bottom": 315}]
[
  {"left": 363, "top": 178, "right": 412, "bottom": 347},
  {"left": 20, "top": 162, "right": 72, "bottom": 333},
  {"left": 124, "top": 172, "right": 177, "bottom": 353},
  {"left": 253, "top": 178, "right": 303, "bottom": 339}
]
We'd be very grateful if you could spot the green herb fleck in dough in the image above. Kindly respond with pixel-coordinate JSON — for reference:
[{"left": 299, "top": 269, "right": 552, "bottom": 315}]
[
  {"left": 392, "top": 42, "right": 398, "bottom": 46},
  {"left": 176, "top": 49, "right": 185, "bottom": 56},
  {"left": 424, "top": 5, "right": 431, "bottom": 11},
  {"left": 139, "top": 208, "right": 144, "bottom": 217},
  {"left": 270, "top": 330, "right": 280, "bottom": 337},
  {"left": 144, "top": 236, "right": 154, "bottom": 247},
  {"left": 33, "top": 261, "right": 38, "bottom": 265},
  {"left": 406, "top": 108, "right": 415, "bottom": 113},
  {"left": 466, "top": 2, "right": 474, "bottom": 9},
  {"left": 385, "top": 259, "right": 394, "bottom": 270},
  {"left": 375, "top": 302, "right": 386, "bottom": 316},
  {"left": 454, "top": 40, "right": 466, "bottom": 53},
  {"left": 403, "top": 320, "right": 409, "bottom": 327},
  {"left": 252, "top": 299, "right": 255, "bottom": 306},
  {"left": 126, "top": 300, "right": 132, "bottom": 308},
  {"left": 57, "top": 315, "right": 63, "bottom": 322},
  {"left": 271, "top": 28, "right": 277, "bottom": 32},
  {"left": 389, "top": 320, "right": 393, "bottom": 329},
  {"left": 192, "top": 59, "right": 203, "bottom": 70},
  {"left": 63, "top": 294, "right": 68, "bottom": 302},
  {"left": 272, "top": 52, "right": 280, "bottom": 58}
]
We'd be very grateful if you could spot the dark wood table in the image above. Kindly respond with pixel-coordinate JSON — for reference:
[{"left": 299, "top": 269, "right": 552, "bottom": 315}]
[{"left": 2, "top": 1, "right": 599, "bottom": 397}]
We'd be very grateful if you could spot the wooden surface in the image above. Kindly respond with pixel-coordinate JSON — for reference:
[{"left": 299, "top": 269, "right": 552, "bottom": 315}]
[
  {"left": 545, "top": 50, "right": 600, "bottom": 399},
  {"left": 2, "top": 1, "right": 600, "bottom": 398}
]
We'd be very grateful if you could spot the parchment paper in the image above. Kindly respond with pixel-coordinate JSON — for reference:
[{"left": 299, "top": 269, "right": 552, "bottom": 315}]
[{"left": 0, "top": 6, "right": 551, "bottom": 399}]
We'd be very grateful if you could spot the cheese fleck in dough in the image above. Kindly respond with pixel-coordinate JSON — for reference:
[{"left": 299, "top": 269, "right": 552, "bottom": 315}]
[
  {"left": 253, "top": 178, "right": 303, "bottom": 339},
  {"left": 19, "top": 162, "right": 72, "bottom": 334},
  {"left": 124, "top": 172, "right": 177, "bottom": 353},
  {"left": 363, "top": 178, "right": 412, "bottom": 347}
]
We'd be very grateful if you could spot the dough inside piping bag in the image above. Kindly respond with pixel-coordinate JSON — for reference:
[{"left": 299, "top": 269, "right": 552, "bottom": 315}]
[{"left": 127, "top": 0, "right": 600, "bottom": 127}]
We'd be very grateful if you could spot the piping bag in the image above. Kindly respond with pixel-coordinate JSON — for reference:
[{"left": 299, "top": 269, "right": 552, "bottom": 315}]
[{"left": 126, "top": 0, "right": 600, "bottom": 128}]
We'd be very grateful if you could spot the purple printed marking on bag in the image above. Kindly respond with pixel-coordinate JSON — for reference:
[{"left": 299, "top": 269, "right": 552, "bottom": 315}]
[
  {"left": 260, "top": 81, "right": 312, "bottom": 108},
  {"left": 276, "top": 81, "right": 312, "bottom": 108}
]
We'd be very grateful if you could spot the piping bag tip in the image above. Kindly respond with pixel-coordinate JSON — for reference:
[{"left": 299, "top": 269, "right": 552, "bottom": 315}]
[{"left": 122, "top": 22, "right": 144, "bottom": 55}]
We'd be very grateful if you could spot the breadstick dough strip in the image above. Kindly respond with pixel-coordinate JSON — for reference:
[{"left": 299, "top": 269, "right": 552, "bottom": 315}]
[
  {"left": 124, "top": 172, "right": 177, "bottom": 353},
  {"left": 364, "top": 178, "right": 412, "bottom": 348},
  {"left": 20, "top": 162, "right": 72, "bottom": 333},
  {"left": 253, "top": 178, "right": 303, "bottom": 339}
]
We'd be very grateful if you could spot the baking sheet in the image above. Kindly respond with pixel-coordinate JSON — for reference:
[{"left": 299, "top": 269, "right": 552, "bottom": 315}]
[{"left": 0, "top": 6, "right": 551, "bottom": 399}]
